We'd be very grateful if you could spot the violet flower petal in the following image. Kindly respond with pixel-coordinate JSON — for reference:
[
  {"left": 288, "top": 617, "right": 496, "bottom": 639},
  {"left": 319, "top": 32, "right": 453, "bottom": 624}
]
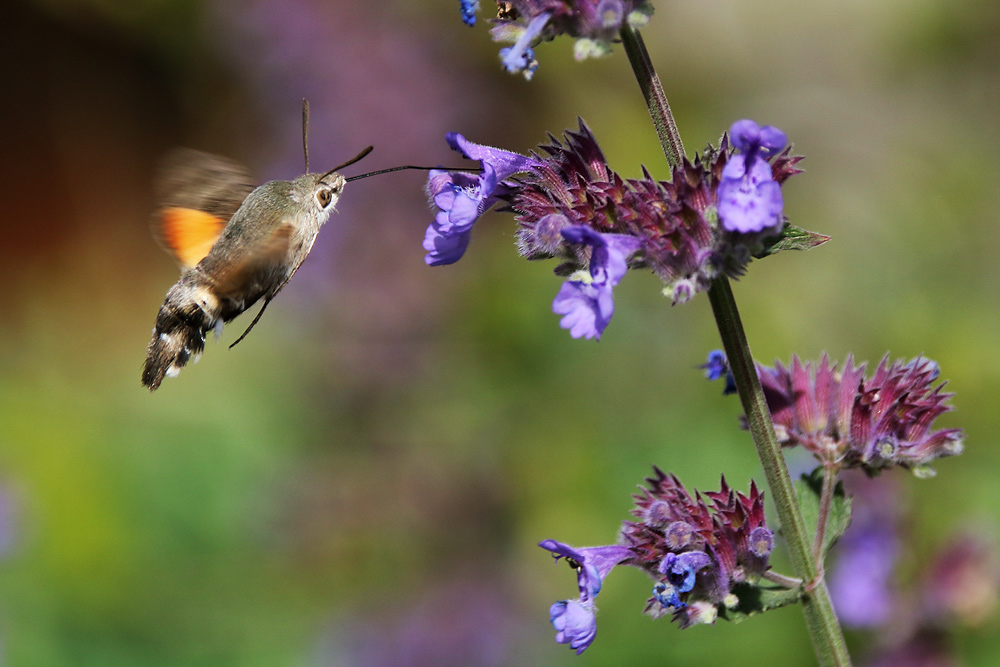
[
  {"left": 498, "top": 12, "right": 550, "bottom": 78},
  {"left": 552, "top": 279, "right": 613, "bottom": 340},
  {"left": 538, "top": 540, "right": 632, "bottom": 601},
  {"left": 549, "top": 600, "right": 597, "bottom": 655}
]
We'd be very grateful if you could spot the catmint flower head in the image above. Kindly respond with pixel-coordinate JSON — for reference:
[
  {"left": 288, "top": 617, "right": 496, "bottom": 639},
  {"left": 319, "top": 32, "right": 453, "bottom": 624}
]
[
  {"left": 508, "top": 120, "right": 798, "bottom": 334},
  {"left": 485, "top": 1, "right": 654, "bottom": 77},
  {"left": 622, "top": 469, "right": 773, "bottom": 627},
  {"left": 756, "top": 355, "right": 964, "bottom": 475},
  {"left": 426, "top": 119, "right": 804, "bottom": 338},
  {"left": 539, "top": 470, "right": 774, "bottom": 651}
]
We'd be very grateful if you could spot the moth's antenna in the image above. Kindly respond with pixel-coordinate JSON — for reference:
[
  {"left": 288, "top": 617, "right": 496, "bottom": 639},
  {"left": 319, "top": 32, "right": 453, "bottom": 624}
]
[
  {"left": 346, "top": 164, "right": 483, "bottom": 182},
  {"left": 320, "top": 146, "right": 374, "bottom": 179},
  {"left": 302, "top": 98, "right": 310, "bottom": 173}
]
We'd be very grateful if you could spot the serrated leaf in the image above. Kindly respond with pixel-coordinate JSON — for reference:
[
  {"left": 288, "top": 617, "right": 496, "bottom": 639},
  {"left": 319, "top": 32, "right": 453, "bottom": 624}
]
[
  {"left": 718, "top": 581, "right": 803, "bottom": 624},
  {"left": 758, "top": 224, "right": 831, "bottom": 257},
  {"left": 795, "top": 468, "right": 853, "bottom": 558}
]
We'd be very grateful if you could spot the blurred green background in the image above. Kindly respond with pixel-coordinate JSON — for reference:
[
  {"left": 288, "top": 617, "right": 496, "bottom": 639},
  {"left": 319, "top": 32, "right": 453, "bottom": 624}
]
[{"left": 1, "top": 0, "right": 998, "bottom": 664}]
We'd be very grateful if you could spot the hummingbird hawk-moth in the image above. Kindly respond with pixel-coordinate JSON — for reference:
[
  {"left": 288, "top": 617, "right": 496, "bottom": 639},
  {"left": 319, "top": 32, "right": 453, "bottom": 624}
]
[
  {"left": 141, "top": 145, "right": 374, "bottom": 391},
  {"left": 141, "top": 100, "right": 471, "bottom": 392}
]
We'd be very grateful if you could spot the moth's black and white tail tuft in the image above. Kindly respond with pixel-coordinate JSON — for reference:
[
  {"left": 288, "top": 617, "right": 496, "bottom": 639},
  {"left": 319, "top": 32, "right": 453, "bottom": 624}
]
[{"left": 142, "top": 281, "right": 220, "bottom": 391}]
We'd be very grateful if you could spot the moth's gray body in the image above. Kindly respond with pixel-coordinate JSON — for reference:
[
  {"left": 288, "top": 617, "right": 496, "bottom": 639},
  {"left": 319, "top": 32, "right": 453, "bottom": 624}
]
[{"left": 142, "top": 171, "right": 345, "bottom": 391}]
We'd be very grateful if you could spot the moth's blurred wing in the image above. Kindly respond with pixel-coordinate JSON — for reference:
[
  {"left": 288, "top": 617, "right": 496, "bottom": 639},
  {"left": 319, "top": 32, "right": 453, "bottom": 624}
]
[{"left": 152, "top": 149, "right": 255, "bottom": 270}]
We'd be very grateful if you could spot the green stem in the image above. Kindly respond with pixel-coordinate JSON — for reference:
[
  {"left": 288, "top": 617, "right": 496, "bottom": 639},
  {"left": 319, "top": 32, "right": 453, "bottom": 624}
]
[
  {"left": 619, "top": 25, "right": 684, "bottom": 168},
  {"left": 708, "top": 279, "right": 850, "bottom": 667},
  {"left": 812, "top": 465, "right": 839, "bottom": 565},
  {"left": 763, "top": 569, "right": 804, "bottom": 590},
  {"left": 620, "top": 25, "right": 851, "bottom": 666}
]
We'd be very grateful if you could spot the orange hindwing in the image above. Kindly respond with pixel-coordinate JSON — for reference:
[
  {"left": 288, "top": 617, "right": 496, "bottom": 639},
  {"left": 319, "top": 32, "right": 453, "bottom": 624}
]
[
  {"left": 151, "top": 148, "right": 255, "bottom": 270},
  {"left": 155, "top": 207, "right": 227, "bottom": 270}
]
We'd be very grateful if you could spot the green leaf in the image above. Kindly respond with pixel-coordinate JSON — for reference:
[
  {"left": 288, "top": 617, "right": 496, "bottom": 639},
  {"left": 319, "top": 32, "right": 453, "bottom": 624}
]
[
  {"left": 718, "top": 581, "right": 803, "bottom": 624},
  {"left": 758, "top": 224, "right": 831, "bottom": 257},
  {"left": 795, "top": 468, "right": 853, "bottom": 558}
]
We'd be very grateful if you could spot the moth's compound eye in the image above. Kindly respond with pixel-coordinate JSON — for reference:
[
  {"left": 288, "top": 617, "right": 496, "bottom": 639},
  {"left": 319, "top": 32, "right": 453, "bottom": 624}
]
[{"left": 317, "top": 189, "right": 333, "bottom": 207}]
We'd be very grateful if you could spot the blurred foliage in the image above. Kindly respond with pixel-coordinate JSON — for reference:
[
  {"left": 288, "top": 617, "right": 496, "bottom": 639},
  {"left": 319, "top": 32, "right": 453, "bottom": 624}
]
[{"left": 0, "top": 0, "right": 998, "bottom": 664}]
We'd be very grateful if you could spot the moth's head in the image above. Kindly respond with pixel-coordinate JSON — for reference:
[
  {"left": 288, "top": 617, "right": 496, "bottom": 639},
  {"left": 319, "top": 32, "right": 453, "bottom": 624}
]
[
  {"left": 313, "top": 170, "right": 346, "bottom": 211},
  {"left": 290, "top": 171, "right": 346, "bottom": 214}
]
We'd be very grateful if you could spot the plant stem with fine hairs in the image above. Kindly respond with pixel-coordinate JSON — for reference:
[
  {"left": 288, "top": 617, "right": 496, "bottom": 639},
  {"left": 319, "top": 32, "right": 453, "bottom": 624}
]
[{"left": 620, "top": 24, "right": 852, "bottom": 667}]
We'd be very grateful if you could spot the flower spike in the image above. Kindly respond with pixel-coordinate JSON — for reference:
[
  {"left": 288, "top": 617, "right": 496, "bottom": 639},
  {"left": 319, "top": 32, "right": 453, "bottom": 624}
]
[
  {"left": 756, "top": 354, "right": 964, "bottom": 475},
  {"left": 426, "top": 119, "right": 808, "bottom": 338},
  {"left": 540, "top": 471, "right": 775, "bottom": 651}
]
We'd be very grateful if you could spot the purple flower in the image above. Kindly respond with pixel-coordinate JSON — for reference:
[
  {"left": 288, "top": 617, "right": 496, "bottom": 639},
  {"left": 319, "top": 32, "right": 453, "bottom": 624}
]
[
  {"left": 748, "top": 526, "right": 775, "bottom": 557},
  {"left": 423, "top": 222, "right": 473, "bottom": 266},
  {"left": 459, "top": 0, "right": 479, "bottom": 26},
  {"left": 829, "top": 523, "right": 898, "bottom": 627},
  {"left": 499, "top": 12, "right": 549, "bottom": 79},
  {"left": 730, "top": 119, "right": 788, "bottom": 159},
  {"left": 551, "top": 226, "right": 641, "bottom": 340},
  {"left": 539, "top": 540, "right": 631, "bottom": 654},
  {"left": 717, "top": 119, "right": 787, "bottom": 234},
  {"left": 595, "top": 0, "right": 625, "bottom": 28},
  {"left": 826, "top": 474, "right": 902, "bottom": 628},
  {"left": 549, "top": 600, "right": 597, "bottom": 655},
  {"left": 552, "top": 280, "right": 613, "bottom": 340},
  {"left": 830, "top": 477, "right": 1000, "bottom": 665},
  {"left": 700, "top": 349, "right": 737, "bottom": 395},
  {"left": 447, "top": 132, "right": 538, "bottom": 180},
  {"left": 653, "top": 581, "right": 683, "bottom": 609},
  {"left": 424, "top": 134, "right": 538, "bottom": 265},
  {"left": 660, "top": 551, "right": 712, "bottom": 593},
  {"left": 539, "top": 539, "right": 632, "bottom": 602},
  {"left": 701, "top": 350, "right": 728, "bottom": 381},
  {"left": 423, "top": 168, "right": 490, "bottom": 265},
  {"left": 653, "top": 551, "right": 713, "bottom": 612},
  {"left": 488, "top": 1, "right": 654, "bottom": 75}
]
